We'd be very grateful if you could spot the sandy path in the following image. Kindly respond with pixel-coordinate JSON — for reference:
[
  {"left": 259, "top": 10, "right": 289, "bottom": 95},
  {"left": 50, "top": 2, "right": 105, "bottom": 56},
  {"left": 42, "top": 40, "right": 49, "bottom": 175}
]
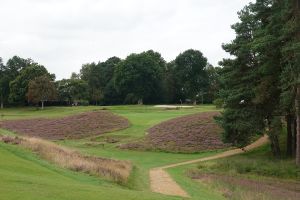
[{"left": 149, "top": 135, "right": 269, "bottom": 197}]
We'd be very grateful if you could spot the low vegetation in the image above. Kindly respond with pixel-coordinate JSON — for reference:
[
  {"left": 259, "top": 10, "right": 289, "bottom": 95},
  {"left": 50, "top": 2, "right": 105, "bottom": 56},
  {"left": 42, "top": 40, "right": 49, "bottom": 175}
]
[
  {"left": 120, "top": 112, "right": 229, "bottom": 153},
  {"left": 185, "top": 143, "right": 300, "bottom": 200},
  {"left": 189, "top": 173, "right": 300, "bottom": 200},
  {"left": 1, "top": 110, "right": 129, "bottom": 140},
  {"left": 0, "top": 135, "right": 132, "bottom": 184}
]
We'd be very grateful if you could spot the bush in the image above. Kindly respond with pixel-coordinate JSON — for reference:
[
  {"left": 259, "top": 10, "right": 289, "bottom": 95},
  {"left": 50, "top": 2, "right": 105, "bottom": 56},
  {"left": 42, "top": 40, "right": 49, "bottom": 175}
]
[{"left": 213, "top": 98, "right": 224, "bottom": 108}]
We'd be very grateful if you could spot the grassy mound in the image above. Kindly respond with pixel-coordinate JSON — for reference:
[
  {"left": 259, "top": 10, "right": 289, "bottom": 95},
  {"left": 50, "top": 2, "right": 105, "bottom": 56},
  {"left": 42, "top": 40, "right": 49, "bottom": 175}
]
[
  {"left": 1, "top": 135, "right": 132, "bottom": 184},
  {"left": 1, "top": 110, "right": 129, "bottom": 140},
  {"left": 120, "top": 112, "right": 230, "bottom": 153},
  {"left": 0, "top": 141, "right": 181, "bottom": 200}
]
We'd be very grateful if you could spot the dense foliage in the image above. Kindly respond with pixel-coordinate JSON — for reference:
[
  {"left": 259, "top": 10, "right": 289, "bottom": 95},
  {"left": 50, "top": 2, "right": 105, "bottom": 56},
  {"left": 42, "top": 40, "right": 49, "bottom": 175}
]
[
  {"left": 0, "top": 49, "right": 218, "bottom": 108},
  {"left": 27, "top": 75, "right": 57, "bottom": 109},
  {"left": 217, "top": 0, "right": 300, "bottom": 165}
]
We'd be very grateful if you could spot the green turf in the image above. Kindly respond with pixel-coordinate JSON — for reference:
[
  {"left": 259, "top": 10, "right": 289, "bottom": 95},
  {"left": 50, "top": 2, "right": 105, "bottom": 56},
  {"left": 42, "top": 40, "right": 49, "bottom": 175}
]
[
  {"left": 0, "top": 106, "right": 101, "bottom": 120},
  {"left": 167, "top": 165, "right": 226, "bottom": 200},
  {"left": 0, "top": 105, "right": 222, "bottom": 200},
  {"left": 0, "top": 142, "right": 183, "bottom": 200}
]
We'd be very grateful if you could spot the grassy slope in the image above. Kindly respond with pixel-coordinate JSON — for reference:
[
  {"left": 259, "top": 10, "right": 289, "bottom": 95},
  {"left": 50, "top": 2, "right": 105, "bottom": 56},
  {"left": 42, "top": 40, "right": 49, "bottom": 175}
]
[
  {"left": 0, "top": 105, "right": 223, "bottom": 200},
  {"left": 0, "top": 142, "right": 182, "bottom": 200}
]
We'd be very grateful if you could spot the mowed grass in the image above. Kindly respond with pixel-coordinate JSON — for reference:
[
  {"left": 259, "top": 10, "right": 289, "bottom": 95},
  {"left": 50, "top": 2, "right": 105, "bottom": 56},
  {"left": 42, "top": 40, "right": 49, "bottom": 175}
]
[
  {"left": 1, "top": 136, "right": 132, "bottom": 184},
  {"left": 0, "top": 106, "right": 101, "bottom": 120},
  {"left": 0, "top": 142, "right": 182, "bottom": 200},
  {"left": 0, "top": 105, "right": 223, "bottom": 200}
]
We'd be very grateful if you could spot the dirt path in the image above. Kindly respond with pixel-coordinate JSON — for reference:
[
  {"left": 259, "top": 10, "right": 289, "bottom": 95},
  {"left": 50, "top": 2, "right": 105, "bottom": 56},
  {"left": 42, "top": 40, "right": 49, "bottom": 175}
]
[{"left": 149, "top": 135, "right": 269, "bottom": 197}]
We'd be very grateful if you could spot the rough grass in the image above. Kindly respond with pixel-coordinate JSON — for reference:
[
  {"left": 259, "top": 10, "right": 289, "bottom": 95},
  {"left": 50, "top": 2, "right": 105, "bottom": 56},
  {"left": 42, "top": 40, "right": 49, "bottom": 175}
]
[
  {"left": 0, "top": 135, "right": 132, "bottom": 184},
  {"left": 188, "top": 173, "right": 300, "bottom": 200},
  {"left": 183, "top": 137, "right": 300, "bottom": 200},
  {"left": 119, "top": 112, "right": 230, "bottom": 153},
  {"left": 194, "top": 154, "right": 299, "bottom": 179}
]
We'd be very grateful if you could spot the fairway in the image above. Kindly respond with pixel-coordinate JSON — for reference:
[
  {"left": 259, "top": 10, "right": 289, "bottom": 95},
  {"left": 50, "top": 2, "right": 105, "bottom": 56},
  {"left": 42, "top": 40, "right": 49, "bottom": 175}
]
[
  {"left": 0, "top": 105, "right": 226, "bottom": 200},
  {"left": 1, "top": 1, "right": 300, "bottom": 199},
  {"left": 1, "top": 105, "right": 299, "bottom": 200}
]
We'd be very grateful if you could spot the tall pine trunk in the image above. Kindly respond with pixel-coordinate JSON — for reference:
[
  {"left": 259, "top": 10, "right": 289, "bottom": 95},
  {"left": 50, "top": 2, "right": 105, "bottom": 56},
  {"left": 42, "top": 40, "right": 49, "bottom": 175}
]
[
  {"left": 286, "top": 114, "right": 293, "bottom": 156},
  {"left": 293, "top": 119, "right": 297, "bottom": 156},
  {"left": 0, "top": 94, "right": 3, "bottom": 109},
  {"left": 268, "top": 117, "right": 281, "bottom": 158},
  {"left": 296, "top": 86, "right": 300, "bottom": 166}
]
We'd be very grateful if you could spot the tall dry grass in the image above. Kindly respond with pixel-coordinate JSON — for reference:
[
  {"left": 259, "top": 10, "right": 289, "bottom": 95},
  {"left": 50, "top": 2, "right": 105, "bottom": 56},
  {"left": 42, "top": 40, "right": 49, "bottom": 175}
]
[{"left": 0, "top": 135, "right": 132, "bottom": 184}]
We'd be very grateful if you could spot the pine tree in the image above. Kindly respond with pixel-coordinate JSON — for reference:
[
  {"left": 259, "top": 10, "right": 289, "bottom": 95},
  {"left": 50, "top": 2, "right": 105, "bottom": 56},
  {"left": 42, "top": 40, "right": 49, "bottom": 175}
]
[
  {"left": 284, "top": 0, "right": 300, "bottom": 165},
  {"left": 217, "top": 5, "right": 265, "bottom": 146}
]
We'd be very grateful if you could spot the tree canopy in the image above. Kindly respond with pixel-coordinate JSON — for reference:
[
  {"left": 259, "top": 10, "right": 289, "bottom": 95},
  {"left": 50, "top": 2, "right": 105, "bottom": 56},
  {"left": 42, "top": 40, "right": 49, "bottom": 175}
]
[
  {"left": 27, "top": 75, "right": 57, "bottom": 109},
  {"left": 217, "top": 0, "right": 300, "bottom": 165},
  {"left": 8, "top": 58, "right": 54, "bottom": 105},
  {"left": 114, "top": 50, "right": 165, "bottom": 104},
  {"left": 173, "top": 49, "right": 209, "bottom": 104}
]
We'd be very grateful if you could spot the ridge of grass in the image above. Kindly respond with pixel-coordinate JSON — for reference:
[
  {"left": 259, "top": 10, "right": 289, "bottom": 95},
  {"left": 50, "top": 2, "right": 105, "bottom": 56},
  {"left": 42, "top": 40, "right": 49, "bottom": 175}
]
[{"left": 0, "top": 142, "right": 183, "bottom": 200}]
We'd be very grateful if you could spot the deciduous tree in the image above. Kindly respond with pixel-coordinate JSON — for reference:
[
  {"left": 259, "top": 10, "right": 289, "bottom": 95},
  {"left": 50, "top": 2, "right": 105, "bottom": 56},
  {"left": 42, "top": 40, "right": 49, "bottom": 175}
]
[
  {"left": 114, "top": 50, "right": 165, "bottom": 104},
  {"left": 9, "top": 61, "right": 54, "bottom": 105},
  {"left": 27, "top": 75, "right": 57, "bottom": 109},
  {"left": 173, "top": 49, "right": 208, "bottom": 104}
]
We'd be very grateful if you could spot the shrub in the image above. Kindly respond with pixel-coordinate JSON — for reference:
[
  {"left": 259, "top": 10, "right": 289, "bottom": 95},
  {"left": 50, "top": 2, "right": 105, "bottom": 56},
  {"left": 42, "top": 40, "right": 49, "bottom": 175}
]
[{"left": 213, "top": 98, "right": 224, "bottom": 109}]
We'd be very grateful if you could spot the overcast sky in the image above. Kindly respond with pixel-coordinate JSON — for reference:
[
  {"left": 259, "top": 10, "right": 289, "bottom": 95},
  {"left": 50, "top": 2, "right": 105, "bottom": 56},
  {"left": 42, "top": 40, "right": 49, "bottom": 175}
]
[{"left": 0, "top": 0, "right": 253, "bottom": 80}]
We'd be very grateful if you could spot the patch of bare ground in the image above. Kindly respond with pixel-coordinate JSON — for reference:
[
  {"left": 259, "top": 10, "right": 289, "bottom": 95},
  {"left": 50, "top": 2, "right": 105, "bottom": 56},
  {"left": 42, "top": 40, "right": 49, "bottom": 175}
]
[
  {"left": 120, "top": 112, "right": 230, "bottom": 153},
  {"left": 0, "top": 111, "right": 129, "bottom": 140},
  {"left": 189, "top": 172, "right": 300, "bottom": 200},
  {"left": 0, "top": 135, "right": 132, "bottom": 184}
]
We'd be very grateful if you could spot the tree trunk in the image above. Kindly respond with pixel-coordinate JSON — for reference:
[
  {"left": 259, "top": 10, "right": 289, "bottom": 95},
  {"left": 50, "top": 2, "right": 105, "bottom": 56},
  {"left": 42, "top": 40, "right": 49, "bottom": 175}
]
[
  {"left": 0, "top": 94, "right": 3, "bottom": 109},
  {"left": 270, "top": 136, "right": 281, "bottom": 158},
  {"left": 286, "top": 114, "right": 293, "bottom": 156},
  {"left": 138, "top": 99, "right": 143, "bottom": 105},
  {"left": 293, "top": 118, "right": 297, "bottom": 156},
  {"left": 41, "top": 101, "right": 44, "bottom": 110},
  {"left": 269, "top": 117, "right": 281, "bottom": 158},
  {"left": 295, "top": 86, "right": 300, "bottom": 166}
]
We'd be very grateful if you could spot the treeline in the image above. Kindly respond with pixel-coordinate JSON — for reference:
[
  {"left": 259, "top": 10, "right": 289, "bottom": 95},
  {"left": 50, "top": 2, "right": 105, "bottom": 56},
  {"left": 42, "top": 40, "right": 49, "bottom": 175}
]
[
  {"left": 0, "top": 49, "right": 221, "bottom": 108},
  {"left": 216, "top": 0, "right": 300, "bottom": 165}
]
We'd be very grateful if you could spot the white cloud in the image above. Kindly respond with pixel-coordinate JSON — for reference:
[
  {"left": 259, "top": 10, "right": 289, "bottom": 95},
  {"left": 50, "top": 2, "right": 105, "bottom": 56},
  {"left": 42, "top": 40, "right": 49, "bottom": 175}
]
[{"left": 0, "top": 0, "right": 253, "bottom": 80}]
